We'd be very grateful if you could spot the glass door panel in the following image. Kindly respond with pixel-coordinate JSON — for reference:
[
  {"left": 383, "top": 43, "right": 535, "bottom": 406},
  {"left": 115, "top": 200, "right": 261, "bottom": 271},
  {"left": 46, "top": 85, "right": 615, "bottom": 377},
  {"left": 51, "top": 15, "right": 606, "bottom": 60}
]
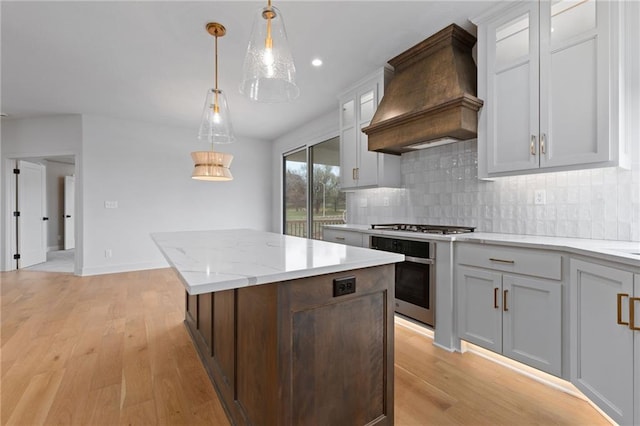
[
  {"left": 310, "top": 137, "right": 346, "bottom": 240},
  {"left": 284, "top": 149, "right": 308, "bottom": 237},
  {"left": 551, "top": 0, "right": 596, "bottom": 44}
]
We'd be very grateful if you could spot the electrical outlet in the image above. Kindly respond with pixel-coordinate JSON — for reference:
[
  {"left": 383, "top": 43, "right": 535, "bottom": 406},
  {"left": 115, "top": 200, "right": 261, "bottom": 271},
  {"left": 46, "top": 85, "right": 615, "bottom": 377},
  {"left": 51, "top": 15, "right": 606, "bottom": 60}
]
[
  {"left": 105, "top": 201, "right": 118, "bottom": 209},
  {"left": 383, "top": 197, "right": 390, "bottom": 206},
  {"left": 333, "top": 276, "right": 356, "bottom": 297},
  {"left": 534, "top": 190, "right": 546, "bottom": 205},
  {"left": 105, "top": 249, "right": 112, "bottom": 258}
]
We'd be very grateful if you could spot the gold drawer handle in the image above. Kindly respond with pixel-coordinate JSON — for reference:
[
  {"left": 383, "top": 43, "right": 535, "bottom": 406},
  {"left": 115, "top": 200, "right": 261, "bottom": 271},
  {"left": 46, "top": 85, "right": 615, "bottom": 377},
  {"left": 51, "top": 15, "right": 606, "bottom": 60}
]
[
  {"left": 541, "top": 133, "right": 547, "bottom": 155},
  {"left": 630, "top": 297, "right": 640, "bottom": 331},
  {"left": 335, "top": 237, "right": 345, "bottom": 241},
  {"left": 617, "top": 293, "right": 629, "bottom": 325},
  {"left": 530, "top": 135, "right": 537, "bottom": 155},
  {"left": 493, "top": 287, "right": 499, "bottom": 309},
  {"left": 489, "top": 258, "right": 515, "bottom": 264},
  {"left": 503, "top": 289, "right": 509, "bottom": 312}
]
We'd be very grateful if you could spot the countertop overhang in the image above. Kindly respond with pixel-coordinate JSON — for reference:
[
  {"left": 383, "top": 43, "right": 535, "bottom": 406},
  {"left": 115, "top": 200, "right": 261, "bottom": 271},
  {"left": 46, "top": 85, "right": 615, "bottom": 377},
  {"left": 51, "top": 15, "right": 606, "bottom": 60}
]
[{"left": 152, "top": 229, "right": 405, "bottom": 295}]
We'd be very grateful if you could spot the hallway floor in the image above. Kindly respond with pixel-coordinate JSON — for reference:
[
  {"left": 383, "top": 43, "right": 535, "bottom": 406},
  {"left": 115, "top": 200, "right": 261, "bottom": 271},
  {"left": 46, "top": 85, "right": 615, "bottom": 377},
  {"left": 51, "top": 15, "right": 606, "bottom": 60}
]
[{"left": 25, "top": 249, "right": 74, "bottom": 273}]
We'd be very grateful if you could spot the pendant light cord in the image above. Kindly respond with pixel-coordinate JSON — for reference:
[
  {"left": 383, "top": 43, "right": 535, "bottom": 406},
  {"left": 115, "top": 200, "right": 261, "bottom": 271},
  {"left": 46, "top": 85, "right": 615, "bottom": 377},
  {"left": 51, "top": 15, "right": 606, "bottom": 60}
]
[{"left": 214, "top": 34, "right": 219, "bottom": 92}]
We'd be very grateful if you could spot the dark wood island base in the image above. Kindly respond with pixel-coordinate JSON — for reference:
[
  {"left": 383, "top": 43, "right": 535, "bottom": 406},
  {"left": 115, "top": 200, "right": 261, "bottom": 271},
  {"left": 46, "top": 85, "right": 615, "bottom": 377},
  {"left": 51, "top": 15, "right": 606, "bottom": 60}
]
[{"left": 183, "top": 264, "right": 395, "bottom": 425}]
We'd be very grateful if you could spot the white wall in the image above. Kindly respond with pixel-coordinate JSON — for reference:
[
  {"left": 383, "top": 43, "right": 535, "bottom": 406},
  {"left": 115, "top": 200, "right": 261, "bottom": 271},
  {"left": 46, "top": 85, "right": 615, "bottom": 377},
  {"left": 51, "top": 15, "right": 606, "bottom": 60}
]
[
  {"left": 1, "top": 114, "right": 272, "bottom": 275},
  {"left": 81, "top": 115, "right": 272, "bottom": 275},
  {"left": 270, "top": 109, "right": 339, "bottom": 232},
  {"left": 0, "top": 115, "right": 83, "bottom": 271},
  {"left": 44, "top": 160, "right": 75, "bottom": 250}
]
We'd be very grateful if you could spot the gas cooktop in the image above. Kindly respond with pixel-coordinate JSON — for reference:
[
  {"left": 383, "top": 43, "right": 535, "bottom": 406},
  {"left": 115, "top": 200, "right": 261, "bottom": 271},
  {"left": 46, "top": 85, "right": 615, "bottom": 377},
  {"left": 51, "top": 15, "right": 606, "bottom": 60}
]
[{"left": 370, "top": 223, "right": 475, "bottom": 235}]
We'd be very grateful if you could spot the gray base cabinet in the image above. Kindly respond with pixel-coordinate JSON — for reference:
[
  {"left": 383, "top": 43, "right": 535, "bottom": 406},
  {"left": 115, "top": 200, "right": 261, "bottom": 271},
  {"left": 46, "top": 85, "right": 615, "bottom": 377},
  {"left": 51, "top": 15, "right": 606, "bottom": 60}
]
[
  {"left": 570, "top": 258, "right": 639, "bottom": 426},
  {"left": 456, "top": 243, "right": 563, "bottom": 376}
]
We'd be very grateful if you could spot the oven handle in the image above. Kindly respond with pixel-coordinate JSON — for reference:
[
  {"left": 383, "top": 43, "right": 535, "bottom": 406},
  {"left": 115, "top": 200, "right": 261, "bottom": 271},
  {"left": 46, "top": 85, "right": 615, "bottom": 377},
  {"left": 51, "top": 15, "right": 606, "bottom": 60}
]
[{"left": 404, "top": 256, "right": 434, "bottom": 265}]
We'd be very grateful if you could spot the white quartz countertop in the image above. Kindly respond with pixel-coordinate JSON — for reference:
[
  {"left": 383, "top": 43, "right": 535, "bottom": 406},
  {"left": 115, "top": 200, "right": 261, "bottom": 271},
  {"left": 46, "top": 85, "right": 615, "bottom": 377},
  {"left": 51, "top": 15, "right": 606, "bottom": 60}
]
[
  {"left": 324, "top": 224, "right": 640, "bottom": 267},
  {"left": 152, "top": 229, "right": 405, "bottom": 295}
]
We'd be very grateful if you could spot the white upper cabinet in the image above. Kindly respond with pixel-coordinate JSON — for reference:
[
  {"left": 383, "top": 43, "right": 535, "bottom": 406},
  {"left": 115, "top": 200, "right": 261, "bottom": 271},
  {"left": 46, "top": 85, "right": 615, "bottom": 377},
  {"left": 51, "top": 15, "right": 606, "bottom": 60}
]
[
  {"left": 339, "top": 67, "right": 401, "bottom": 190},
  {"left": 473, "top": 0, "right": 632, "bottom": 178}
]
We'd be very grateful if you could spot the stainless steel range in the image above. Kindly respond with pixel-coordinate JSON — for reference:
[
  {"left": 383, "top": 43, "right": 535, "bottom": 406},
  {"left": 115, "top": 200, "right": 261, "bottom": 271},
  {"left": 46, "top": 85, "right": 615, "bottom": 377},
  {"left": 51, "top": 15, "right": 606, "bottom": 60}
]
[{"left": 369, "top": 223, "right": 475, "bottom": 326}]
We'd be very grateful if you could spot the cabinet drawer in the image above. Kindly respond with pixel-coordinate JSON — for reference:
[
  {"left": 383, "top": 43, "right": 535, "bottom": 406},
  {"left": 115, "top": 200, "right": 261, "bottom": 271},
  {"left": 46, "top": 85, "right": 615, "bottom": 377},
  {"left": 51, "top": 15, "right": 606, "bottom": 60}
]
[
  {"left": 457, "top": 243, "right": 562, "bottom": 280},
  {"left": 323, "top": 229, "right": 364, "bottom": 247}
]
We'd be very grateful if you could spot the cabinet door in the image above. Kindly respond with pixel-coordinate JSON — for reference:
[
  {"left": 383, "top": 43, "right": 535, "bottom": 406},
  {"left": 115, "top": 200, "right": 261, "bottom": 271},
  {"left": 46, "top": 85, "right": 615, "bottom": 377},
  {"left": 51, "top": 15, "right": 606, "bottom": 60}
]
[
  {"left": 457, "top": 266, "right": 503, "bottom": 353},
  {"left": 486, "top": 2, "right": 540, "bottom": 174},
  {"left": 502, "top": 275, "right": 562, "bottom": 376},
  {"left": 356, "top": 88, "right": 379, "bottom": 188},
  {"left": 540, "top": 0, "right": 611, "bottom": 168},
  {"left": 570, "top": 259, "right": 634, "bottom": 426},
  {"left": 340, "top": 96, "right": 358, "bottom": 189},
  {"left": 635, "top": 274, "right": 640, "bottom": 426}
]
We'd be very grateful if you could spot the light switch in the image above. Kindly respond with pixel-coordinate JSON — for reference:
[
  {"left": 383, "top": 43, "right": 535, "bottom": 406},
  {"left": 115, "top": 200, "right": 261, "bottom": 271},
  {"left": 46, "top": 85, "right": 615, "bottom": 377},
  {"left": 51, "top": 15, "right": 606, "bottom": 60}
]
[{"left": 105, "top": 201, "right": 118, "bottom": 209}]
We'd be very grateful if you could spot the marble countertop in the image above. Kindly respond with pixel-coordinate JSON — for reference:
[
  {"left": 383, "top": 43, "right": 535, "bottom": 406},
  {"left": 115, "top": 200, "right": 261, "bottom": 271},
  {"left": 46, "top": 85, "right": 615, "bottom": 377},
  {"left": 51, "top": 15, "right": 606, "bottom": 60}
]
[
  {"left": 152, "top": 229, "right": 405, "bottom": 295},
  {"left": 324, "top": 224, "right": 640, "bottom": 267}
]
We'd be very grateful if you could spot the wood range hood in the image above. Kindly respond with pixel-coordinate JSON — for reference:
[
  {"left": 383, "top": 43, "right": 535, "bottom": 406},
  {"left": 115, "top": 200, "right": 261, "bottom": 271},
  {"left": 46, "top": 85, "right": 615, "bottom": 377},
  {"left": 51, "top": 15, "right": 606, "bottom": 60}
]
[{"left": 363, "top": 24, "right": 484, "bottom": 155}]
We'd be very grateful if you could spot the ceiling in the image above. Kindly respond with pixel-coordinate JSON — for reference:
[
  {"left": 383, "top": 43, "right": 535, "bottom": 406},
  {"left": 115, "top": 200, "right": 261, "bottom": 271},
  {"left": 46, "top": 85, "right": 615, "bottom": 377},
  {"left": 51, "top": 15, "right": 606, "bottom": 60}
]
[{"left": 1, "top": 1, "right": 500, "bottom": 142}]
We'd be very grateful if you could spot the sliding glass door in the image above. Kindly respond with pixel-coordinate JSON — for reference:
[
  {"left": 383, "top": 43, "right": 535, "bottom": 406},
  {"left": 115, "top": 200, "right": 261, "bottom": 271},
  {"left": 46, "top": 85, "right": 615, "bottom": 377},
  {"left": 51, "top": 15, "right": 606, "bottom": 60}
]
[
  {"left": 283, "top": 137, "right": 345, "bottom": 239},
  {"left": 283, "top": 149, "right": 308, "bottom": 237}
]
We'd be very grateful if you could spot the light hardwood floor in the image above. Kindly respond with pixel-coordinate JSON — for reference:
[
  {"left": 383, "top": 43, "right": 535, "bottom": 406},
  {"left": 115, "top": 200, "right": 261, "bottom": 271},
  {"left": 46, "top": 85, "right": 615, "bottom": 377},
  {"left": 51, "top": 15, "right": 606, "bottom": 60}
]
[{"left": 1, "top": 269, "right": 609, "bottom": 425}]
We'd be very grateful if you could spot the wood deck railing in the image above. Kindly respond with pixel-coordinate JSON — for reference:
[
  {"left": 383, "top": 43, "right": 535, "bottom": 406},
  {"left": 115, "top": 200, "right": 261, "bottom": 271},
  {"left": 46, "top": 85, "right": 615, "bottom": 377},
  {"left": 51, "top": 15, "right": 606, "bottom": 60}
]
[{"left": 285, "top": 217, "right": 345, "bottom": 239}]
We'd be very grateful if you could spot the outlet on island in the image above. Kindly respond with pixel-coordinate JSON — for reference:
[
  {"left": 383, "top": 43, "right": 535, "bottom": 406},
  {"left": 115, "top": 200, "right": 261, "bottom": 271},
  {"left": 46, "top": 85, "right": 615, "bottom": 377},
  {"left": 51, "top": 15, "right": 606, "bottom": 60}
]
[{"left": 333, "top": 276, "right": 356, "bottom": 297}]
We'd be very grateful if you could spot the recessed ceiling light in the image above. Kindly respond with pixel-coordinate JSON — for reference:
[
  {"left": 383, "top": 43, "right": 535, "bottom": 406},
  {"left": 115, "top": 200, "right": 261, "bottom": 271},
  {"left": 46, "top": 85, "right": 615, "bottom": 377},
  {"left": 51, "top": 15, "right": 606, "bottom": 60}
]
[{"left": 311, "top": 58, "right": 323, "bottom": 67}]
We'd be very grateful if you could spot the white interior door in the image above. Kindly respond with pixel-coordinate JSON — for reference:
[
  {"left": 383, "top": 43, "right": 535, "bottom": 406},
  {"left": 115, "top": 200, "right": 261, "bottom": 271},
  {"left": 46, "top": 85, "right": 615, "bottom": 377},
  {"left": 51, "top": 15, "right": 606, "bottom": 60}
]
[
  {"left": 18, "top": 160, "right": 47, "bottom": 268},
  {"left": 64, "top": 175, "right": 75, "bottom": 250}
]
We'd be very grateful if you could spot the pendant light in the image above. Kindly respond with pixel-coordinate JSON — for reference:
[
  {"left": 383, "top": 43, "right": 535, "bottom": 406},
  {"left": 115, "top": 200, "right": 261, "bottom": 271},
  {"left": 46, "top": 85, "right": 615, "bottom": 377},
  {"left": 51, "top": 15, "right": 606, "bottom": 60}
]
[
  {"left": 193, "top": 22, "right": 234, "bottom": 181},
  {"left": 240, "top": 0, "right": 299, "bottom": 102}
]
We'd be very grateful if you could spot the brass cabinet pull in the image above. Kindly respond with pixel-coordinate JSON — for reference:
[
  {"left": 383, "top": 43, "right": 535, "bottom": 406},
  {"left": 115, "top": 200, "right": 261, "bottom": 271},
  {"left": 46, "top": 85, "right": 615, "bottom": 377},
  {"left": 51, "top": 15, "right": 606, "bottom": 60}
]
[
  {"left": 493, "top": 287, "right": 499, "bottom": 309},
  {"left": 541, "top": 133, "right": 546, "bottom": 154},
  {"left": 503, "top": 289, "right": 509, "bottom": 312},
  {"left": 617, "top": 293, "right": 630, "bottom": 325},
  {"left": 335, "top": 236, "right": 345, "bottom": 241},
  {"left": 630, "top": 297, "right": 640, "bottom": 331},
  {"left": 489, "top": 258, "right": 515, "bottom": 264},
  {"left": 352, "top": 168, "right": 356, "bottom": 180},
  {"left": 530, "top": 135, "right": 537, "bottom": 155}
]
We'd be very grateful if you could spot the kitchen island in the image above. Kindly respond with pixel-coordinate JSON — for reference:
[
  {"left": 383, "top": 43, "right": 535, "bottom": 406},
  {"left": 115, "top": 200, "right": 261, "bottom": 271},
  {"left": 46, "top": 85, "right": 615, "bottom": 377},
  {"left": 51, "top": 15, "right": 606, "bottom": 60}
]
[{"left": 152, "top": 229, "right": 404, "bottom": 426}]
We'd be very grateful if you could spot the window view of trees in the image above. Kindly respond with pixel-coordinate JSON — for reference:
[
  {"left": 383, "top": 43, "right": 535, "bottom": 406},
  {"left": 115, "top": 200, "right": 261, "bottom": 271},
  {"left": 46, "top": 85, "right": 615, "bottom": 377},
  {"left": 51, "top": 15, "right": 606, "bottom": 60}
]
[{"left": 284, "top": 137, "right": 346, "bottom": 239}]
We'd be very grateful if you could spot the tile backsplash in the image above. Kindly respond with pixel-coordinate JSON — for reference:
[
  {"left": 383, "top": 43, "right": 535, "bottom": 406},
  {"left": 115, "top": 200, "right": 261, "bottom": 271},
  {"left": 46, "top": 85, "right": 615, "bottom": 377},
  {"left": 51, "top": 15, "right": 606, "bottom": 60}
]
[{"left": 347, "top": 140, "right": 640, "bottom": 241}]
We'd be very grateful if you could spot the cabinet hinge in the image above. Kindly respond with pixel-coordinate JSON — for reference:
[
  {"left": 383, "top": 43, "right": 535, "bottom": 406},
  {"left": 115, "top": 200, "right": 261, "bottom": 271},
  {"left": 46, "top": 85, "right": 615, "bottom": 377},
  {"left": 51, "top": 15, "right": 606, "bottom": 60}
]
[
  {"left": 13, "top": 211, "right": 20, "bottom": 217},
  {"left": 13, "top": 254, "right": 20, "bottom": 260},
  {"left": 13, "top": 168, "right": 20, "bottom": 174}
]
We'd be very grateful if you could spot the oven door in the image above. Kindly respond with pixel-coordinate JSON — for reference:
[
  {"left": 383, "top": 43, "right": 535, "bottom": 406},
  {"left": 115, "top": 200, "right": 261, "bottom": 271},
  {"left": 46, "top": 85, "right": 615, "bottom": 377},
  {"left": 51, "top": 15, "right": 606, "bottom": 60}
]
[{"left": 394, "top": 256, "right": 435, "bottom": 326}]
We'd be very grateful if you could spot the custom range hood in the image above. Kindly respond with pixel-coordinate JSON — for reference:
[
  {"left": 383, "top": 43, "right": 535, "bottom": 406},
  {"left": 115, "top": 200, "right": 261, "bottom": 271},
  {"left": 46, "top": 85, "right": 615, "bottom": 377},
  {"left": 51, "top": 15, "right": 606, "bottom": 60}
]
[{"left": 363, "top": 24, "right": 483, "bottom": 155}]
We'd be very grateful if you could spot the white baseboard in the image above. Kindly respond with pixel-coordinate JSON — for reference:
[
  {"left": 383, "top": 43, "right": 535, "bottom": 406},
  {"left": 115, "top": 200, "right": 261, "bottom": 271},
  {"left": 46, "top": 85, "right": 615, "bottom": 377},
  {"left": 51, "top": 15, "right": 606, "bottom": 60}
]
[{"left": 80, "top": 260, "right": 169, "bottom": 276}]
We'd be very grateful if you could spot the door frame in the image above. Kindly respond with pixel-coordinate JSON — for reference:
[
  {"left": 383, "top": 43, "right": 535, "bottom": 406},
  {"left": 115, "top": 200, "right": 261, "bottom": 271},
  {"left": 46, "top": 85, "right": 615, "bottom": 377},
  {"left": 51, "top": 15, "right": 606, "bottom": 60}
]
[
  {"left": 279, "top": 129, "right": 339, "bottom": 235},
  {"left": 3, "top": 153, "right": 80, "bottom": 274}
]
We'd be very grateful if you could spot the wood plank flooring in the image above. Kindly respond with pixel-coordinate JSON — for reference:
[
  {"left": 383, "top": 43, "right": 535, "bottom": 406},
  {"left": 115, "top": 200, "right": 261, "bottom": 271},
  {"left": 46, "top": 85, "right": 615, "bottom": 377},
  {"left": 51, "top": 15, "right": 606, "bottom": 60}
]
[{"left": 1, "top": 269, "right": 609, "bottom": 425}]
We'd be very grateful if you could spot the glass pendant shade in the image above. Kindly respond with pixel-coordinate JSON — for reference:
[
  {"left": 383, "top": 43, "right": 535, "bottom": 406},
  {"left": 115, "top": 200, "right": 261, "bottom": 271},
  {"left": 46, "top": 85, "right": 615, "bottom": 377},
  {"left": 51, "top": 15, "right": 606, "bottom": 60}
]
[
  {"left": 240, "top": 5, "right": 299, "bottom": 102},
  {"left": 198, "top": 88, "right": 235, "bottom": 144},
  {"left": 191, "top": 151, "right": 233, "bottom": 181}
]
